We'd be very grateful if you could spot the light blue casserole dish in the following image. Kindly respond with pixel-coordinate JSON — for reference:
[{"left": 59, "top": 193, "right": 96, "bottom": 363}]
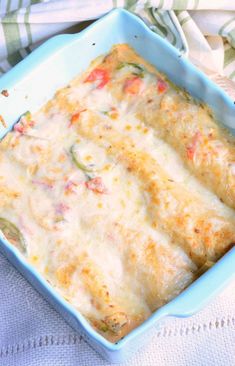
[{"left": 0, "top": 9, "right": 235, "bottom": 363}]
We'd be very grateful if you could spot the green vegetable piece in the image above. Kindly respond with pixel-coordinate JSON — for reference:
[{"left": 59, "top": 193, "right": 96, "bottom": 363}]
[
  {"left": 98, "top": 322, "right": 109, "bottom": 333},
  {"left": 117, "top": 62, "right": 145, "bottom": 79},
  {"left": 0, "top": 217, "right": 26, "bottom": 253},
  {"left": 70, "top": 144, "right": 95, "bottom": 173},
  {"left": 24, "top": 111, "right": 32, "bottom": 121},
  {"left": 117, "top": 62, "right": 144, "bottom": 72},
  {"left": 132, "top": 72, "right": 144, "bottom": 78}
]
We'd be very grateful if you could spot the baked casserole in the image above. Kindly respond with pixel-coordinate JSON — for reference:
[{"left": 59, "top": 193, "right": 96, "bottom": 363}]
[{"left": 0, "top": 44, "right": 234, "bottom": 342}]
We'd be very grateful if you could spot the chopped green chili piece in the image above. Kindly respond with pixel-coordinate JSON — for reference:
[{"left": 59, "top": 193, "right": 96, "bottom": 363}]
[
  {"left": 70, "top": 144, "right": 95, "bottom": 173},
  {"left": 98, "top": 322, "right": 109, "bottom": 332},
  {"left": 117, "top": 62, "right": 144, "bottom": 72},
  {"left": 24, "top": 111, "right": 32, "bottom": 120},
  {"left": 0, "top": 217, "right": 26, "bottom": 253},
  {"left": 117, "top": 62, "right": 146, "bottom": 78}
]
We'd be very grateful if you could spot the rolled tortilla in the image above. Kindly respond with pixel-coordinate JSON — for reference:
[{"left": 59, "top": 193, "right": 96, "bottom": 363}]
[
  {"left": 88, "top": 44, "right": 235, "bottom": 210},
  {"left": 74, "top": 112, "right": 235, "bottom": 266}
]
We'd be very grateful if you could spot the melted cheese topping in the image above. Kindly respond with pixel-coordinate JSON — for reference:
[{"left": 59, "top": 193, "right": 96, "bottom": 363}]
[{"left": 0, "top": 44, "right": 235, "bottom": 342}]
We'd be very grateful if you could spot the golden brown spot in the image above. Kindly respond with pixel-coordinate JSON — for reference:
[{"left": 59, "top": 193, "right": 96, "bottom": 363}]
[
  {"left": 31, "top": 255, "right": 38, "bottom": 262},
  {"left": 58, "top": 153, "right": 66, "bottom": 163},
  {"left": 85, "top": 155, "right": 92, "bottom": 161},
  {"left": 56, "top": 263, "right": 76, "bottom": 287},
  {"left": 103, "top": 163, "right": 111, "bottom": 171},
  {"left": 81, "top": 267, "right": 91, "bottom": 275}
]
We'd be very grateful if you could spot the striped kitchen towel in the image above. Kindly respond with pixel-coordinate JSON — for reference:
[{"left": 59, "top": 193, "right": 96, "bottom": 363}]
[{"left": 0, "top": 1, "right": 235, "bottom": 80}]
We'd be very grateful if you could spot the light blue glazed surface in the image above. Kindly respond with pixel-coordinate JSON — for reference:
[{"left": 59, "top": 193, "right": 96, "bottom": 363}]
[{"left": 0, "top": 9, "right": 235, "bottom": 363}]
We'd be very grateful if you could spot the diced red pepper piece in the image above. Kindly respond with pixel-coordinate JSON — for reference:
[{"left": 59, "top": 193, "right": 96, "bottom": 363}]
[
  {"left": 157, "top": 79, "right": 168, "bottom": 94},
  {"left": 14, "top": 123, "right": 25, "bottom": 133},
  {"left": 69, "top": 109, "right": 86, "bottom": 127},
  {"left": 85, "top": 68, "right": 110, "bottom": 89},
  {"left": 186, "top": 132, "right": 201, "bottom": 160},
  {"left": 85, "top": 177, "right": 108, "bottom": 194},
  {"left": 186, "top": 146, "right": 194, "bottom": 160},
  {"left": 123, "top": 76, "right": 143, "bottom": 95},
  {"left": 14, "top": 111, "right": 34, "bottom": 134}
]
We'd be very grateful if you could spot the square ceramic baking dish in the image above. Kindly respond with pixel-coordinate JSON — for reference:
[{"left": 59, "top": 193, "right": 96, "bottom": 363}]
[{"left": 0, "top": 9, "right": 235, "bottom": 363}]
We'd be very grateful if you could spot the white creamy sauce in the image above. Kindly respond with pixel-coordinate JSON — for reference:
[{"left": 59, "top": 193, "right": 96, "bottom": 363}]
[{"left": 70, "top": 84, "right": 234, "bottom": 218}]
